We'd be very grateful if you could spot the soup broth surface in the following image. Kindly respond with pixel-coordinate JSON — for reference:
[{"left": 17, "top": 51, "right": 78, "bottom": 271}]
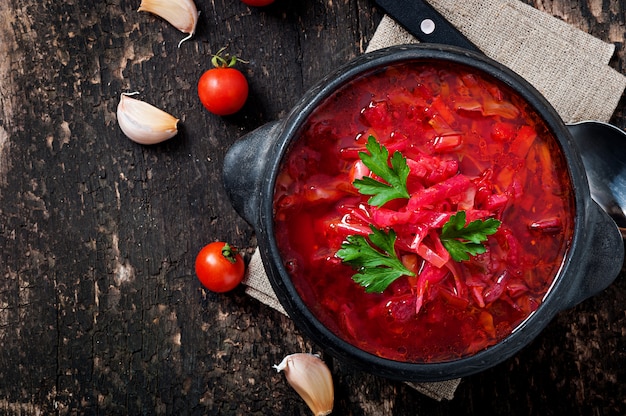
[{"left": 273, "top": 61, "right": 574, "bottom": 363}]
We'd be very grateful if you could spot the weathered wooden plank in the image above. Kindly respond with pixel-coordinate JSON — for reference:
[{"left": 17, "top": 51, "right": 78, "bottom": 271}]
[{"left": 0, "top": 0, "right": 624, "bottom": 414}]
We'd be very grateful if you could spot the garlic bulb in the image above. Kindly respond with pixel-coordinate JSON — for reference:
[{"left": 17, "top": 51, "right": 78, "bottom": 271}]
[
  {"left": 116, "top": 93, "right": 179, "bottom": 145},
  {"left": 138, "top": 0, "right": 199, "bottom": 47},
  {"left": 273, "top": 353, "right": 334, "bottom": 416}
]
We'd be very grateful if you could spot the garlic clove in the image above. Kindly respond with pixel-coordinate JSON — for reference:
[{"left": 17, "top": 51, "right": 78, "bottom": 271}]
[
  {"left": 273, "top": 353, "right": 334, "bottom": 416},
  {"left": 116, "top": 93, "right": 179, "bottom": 145},
  {"left": 138, "top": 0, "right": 199, "bottom": 47}
]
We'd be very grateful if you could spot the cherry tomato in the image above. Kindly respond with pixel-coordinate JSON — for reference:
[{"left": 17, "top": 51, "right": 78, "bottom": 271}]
[
  {"left": 241, "top": 0, "right": 275, "bottom": 6},
  {"left": 198, "top": 49, "right": 249, "bottom": 116},
  {"left": 195, "top": 242, "right": 245, "bottom": 292}
]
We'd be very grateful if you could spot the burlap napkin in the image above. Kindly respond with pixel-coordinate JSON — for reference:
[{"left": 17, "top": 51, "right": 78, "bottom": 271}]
[{"left": 243, "top": 0, "right": 626, "bottom": 401}]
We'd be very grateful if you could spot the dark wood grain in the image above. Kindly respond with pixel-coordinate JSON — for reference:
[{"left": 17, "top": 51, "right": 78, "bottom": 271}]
[{"left": 0, "top": 0, "right": 624, "bottom": 414}]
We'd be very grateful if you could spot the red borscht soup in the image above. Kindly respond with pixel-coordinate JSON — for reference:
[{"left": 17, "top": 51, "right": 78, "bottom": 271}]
[{"left": 273, "top": 61, "right": 575, "bottom": 363}]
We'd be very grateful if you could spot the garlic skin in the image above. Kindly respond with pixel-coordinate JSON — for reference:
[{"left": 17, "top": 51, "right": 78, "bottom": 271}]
[
  {"left": 273, "top": 353, "right": 334, "bottom": 416},
  {"left": 138, "top": 0, "right": 199, "bottom": 47},
  {"left": 117, "top": 93, "right": 179, "bottom": 145}
]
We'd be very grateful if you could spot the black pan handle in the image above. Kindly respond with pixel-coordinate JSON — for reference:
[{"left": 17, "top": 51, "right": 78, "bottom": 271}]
[
  {"left": 223, "top": 121, "right": 282, "bottom": 227},
  {"left": 374, "top": 0, "right": 481, "bottom": 53}
]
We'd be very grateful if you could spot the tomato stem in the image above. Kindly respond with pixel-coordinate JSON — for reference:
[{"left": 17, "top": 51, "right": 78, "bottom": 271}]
[
  {"left": 211, "top": 46, "right": 248, "bottom": 68},
  {"left": 221, "top": 243, "right": 239, "bottom": 264}
]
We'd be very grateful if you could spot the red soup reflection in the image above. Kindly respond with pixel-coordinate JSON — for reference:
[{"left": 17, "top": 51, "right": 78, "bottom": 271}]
[{"left": 273, "top": 61, "right": 574, "bottom": 363}]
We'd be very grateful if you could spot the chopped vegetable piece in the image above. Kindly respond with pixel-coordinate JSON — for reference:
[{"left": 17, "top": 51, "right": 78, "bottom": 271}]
[
  {"left": 529, "top": 217, "right": 563, "bottom": 233},
  {"left": 406, "top": 174, "right": 472, "bottom": 211},
  {"left": 414, "top": 262, "right": 449, "bottom": 314}
]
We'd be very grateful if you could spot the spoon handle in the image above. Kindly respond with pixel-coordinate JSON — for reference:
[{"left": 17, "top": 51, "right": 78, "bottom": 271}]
[{"left": 373, "top": 0, "right": 481, "bottom": 53}]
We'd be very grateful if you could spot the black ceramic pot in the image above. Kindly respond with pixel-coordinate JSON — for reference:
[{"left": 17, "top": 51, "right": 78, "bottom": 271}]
[{"left": 222, "top": 44, "right": 624, "bottom": 382}]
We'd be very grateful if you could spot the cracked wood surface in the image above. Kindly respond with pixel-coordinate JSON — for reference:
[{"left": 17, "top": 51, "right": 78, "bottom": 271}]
[{"left": 0, "top": 0, "right": 625, "bottom": 414}]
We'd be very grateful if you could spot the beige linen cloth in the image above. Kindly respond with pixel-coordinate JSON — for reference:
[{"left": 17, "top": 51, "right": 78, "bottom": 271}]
[{"left": 242, "top": 0, "right": 626, "bottom": 401}]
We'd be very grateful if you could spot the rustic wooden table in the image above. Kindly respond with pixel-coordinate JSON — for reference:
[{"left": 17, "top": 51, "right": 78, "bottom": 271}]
[{"left": 1, "top": 0, "right": 625, "bottom": 414}]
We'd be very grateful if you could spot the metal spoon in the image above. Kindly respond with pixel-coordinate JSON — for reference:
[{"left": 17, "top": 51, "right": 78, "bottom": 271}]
[
  {"left": 568, "top": 122, "right": 626, "bottom": 237},
  {"left": 373, "top": 0, "right": 626, "bottom": 237}
]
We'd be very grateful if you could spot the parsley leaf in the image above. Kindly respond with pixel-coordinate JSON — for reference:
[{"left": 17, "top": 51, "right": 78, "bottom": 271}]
[
  {"left": 440, "top": 211, "right": 502, "bottom": 261},
  {"left": 353, "top": 136, "right": 410, "bottom": 207},
  {"left": 336, "top": 225, "right": 415, "bottom": 293}
]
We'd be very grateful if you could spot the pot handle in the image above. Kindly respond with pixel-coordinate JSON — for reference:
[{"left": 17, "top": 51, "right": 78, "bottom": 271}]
[
  {"left": 222, "top": 121, "right": 281, "bottom": 227},
  {"left": 560, "top": 201, "right": 624, "bottom": 310}
]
